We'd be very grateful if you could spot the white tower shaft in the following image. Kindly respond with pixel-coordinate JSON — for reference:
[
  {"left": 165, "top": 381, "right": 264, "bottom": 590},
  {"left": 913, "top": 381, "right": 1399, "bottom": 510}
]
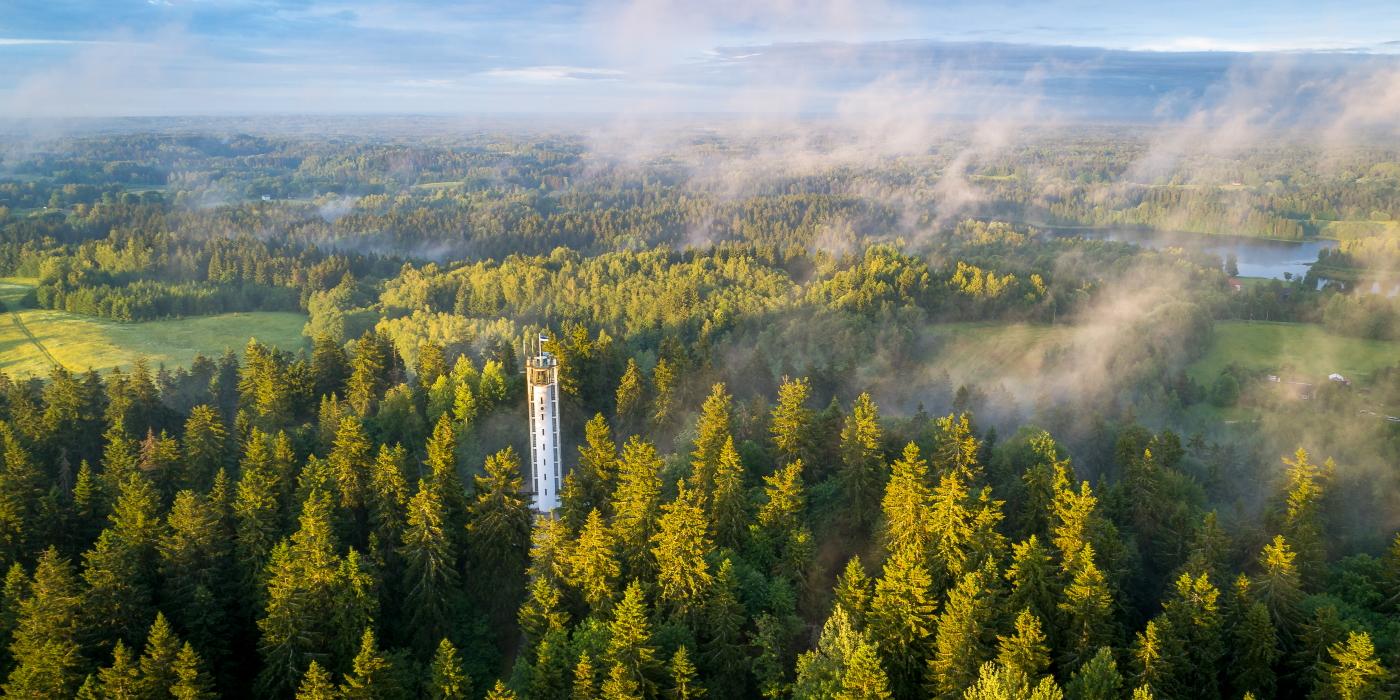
[{"left": 526, "top": 336, "right": 561, "bottom": 513}]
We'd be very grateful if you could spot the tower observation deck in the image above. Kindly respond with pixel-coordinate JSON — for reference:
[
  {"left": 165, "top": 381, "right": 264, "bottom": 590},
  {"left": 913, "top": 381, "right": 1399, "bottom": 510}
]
[{"left": 525, "top": 333, "right": 561, "bottom": 514}]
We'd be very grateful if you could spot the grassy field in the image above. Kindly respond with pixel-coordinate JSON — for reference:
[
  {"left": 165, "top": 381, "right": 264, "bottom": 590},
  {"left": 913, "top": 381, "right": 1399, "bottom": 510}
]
[
  {"left": 1188, "top": 321, "right": 1400, "bottom": 382},
  {"left": 916, "top": 320, "right": 1399, "bottom": 389},
  {"left": 1, "top": 278, "right": 307, "bottom": 378}
]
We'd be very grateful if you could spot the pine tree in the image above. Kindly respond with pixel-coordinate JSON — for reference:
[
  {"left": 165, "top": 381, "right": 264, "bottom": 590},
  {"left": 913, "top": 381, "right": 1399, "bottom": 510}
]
[
  {"left": 340, "top": 628, "right": 392, "bottom": 700},
  {"left": 170, "top": 642, "right": 216, "bottom": 700},
  {"left": 961, "top": 661, "right": 1063, "bottom": 700},
  {"left": 611, "top": 437, "right": 663, "bottom": 578},
  {"left": 429, "top": 638, "right": 471, "bottom": 700},
  {"left": 770, "top": 376, "right": 813, "bottom": 465},
  {"left": 1160, "top": 571, "right": 1222, "bottom": 698},
  {"left": 0, "top": 424, "right": 41, "bottom": 570},
  {"left": 159, "top": 491, "right": 229, "bottom": 658},
  {"left": 417, "top": 342, "right": 448, "bottom": 386},
  {"left": 754, "top": 459, "right": 813, "bottom": 581},
  {"left": 998, "top": 609, "right": 1050, "bottom": 681},
  {"left": 367, "top": 443, "right": 409, "bottom": 574},
  {"left": 81, "top": 527, "right": 154, "bottom": 655},
  {"left": 839, "top": 639, "right": 894, "bottom": 700},
  {"left": 1321, "top": 631, "right": 1387, "bottom": 700},
  {"left": 1066, "top": 647, "right": 1122, "bottom": 700},
  {"left": 928, "top": 570, "right": 996, "bottom": 698},
  {"left": 838, "top": 393, "right": 885, "bottom": 530},
  {"left": 932, "top": 413, "right": 982, "bottom": 483},
  {"left": 477, "top": 360, "right": 508, "bottom": 407},
  {"left": 296, "top": 661, "right": 339, "bottom": 700},
  {"left": 4, "top": 549, "right": 83, "bottom": 697},
  {"left": 346, "top": 331, "right": 389, "bottom": 417},
  {"left": 568, "top": 509, "right": 621, "bottom": 613},
  {"left": 606, "top": 581, "right": 660, "bottom": 696},
  {"left": 1130, "top": 618, "right": 1179, "bottom": 699}
]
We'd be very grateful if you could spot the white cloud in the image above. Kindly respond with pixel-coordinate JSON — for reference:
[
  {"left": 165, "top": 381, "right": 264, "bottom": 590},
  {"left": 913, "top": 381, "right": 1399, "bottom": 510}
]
[{"left": 482, "top": 66, "right": 625, "bottom": 83}]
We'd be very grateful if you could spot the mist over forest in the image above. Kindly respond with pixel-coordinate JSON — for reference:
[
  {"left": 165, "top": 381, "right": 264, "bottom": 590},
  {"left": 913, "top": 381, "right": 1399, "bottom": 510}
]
[{"left": 3, "top": 2, "right": 1400, "bottom": 700}]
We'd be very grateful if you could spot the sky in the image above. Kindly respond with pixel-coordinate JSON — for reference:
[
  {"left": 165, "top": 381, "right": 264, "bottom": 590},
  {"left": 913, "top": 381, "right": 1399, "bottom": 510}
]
[{"left": 2, "top": 1, "right": 1400, "bottom": 118}]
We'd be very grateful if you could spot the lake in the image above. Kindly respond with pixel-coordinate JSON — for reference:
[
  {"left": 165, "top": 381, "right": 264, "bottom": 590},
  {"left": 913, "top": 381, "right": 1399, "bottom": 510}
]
[{"left": 1045, "top": 227, "right": 1338, "bottom": 280}]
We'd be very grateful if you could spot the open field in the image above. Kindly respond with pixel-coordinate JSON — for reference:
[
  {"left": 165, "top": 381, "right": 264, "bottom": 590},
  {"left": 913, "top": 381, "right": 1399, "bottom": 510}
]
[
  {"left": 1187, "top": 320, "right": 1400, "bottom": 383},
  {"left": 0, "top": 278, "right": 307, "bottom": 378},
  {"left": 917, "top": 320, "right": 1399, "bottom": 389}
]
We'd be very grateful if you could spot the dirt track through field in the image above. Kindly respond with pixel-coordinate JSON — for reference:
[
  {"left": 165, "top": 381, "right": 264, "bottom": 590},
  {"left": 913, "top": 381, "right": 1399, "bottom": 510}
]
[{"left": 0, "top": 297, "right": 64, "bottom": 371}]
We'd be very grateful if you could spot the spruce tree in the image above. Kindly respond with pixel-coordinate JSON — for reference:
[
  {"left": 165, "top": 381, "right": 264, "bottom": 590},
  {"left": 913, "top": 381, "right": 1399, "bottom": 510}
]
[
  {"left": 564, "top": 414, "right": 617, "bottom": 528},
  {"left": 833, "top": 556, "right": 872, "bottom": 629},
  {"left": 701, "top": 558, "right": 748, "bottom": 698},
  {"left": 881, "top": 443, "right": 933, "bottom": 563},
  {"left": 869, "top": 544, "right": 938, "bottom": 697},
  {"left": 1321, "top": 631, "right": 1387, "bottom": 700},
  {"left": 610, "top": 437, "right": 663, "bottom": 578},
  {"left": 838, "top": 393, "right": 885, "bottom": 531},
  {"left": 568, "top": 509, "right": 621, "bottom": 614},
  {"left": 4, "top": 548, "right": 83, "bottom": 697},
  {"left": 1231, "top": 602, "right": 1279, "bottom": 699},
  {"left": 170, "top": 642, "right": 216, "bottom": 700},
  {"left": 1065, "top": 647, "right": 1123, "bottom": 700},
  {"left": 466, "top": 447, "right": 531, "bottom": 624},
  {"left": 997, "top": 609, "right": 1050, "bottom": 682},
  {"left": 770, "top": 376, "right": 813, "bottom": 465},
  {"left": 928, "top": 570, "right": 996, "bottom": 698},
  {"left": 340, "top": 628, "right": 392, "bottom": 700},
  {"left": 606, "top": 581, "right": 660, "bottom": 696},
  {"left": 137, "top": 612, "right": 183, "bottom": 698},
  {"left": 97, "top": 639, "right": 142, "bottom": 698},
  {"left": 572, "top": 652, "right": 597, "bottom": 700},
  {"left": 296, "top": 661, "right": 338, "bottom": 700},
  {"left": 708, "top": 437, "right": 748, "bottom": 549},
  {"left": 401, "top": 479, "right": 461, "bottom": 652},
  {"left": 429, "top": 638, "right": 471, "bottom": 700},
  {"left": 689, "top": 383, "right": 733, "bottom": 502},
  {"left": 652, "top": 486, "right": 715, "bottom": 620},
  {"left": 1058, "top": 544, "right": 1113, "bottom": 671},
  {"left": 181, "top": 405, "right": 226, "bottom": 492},
  {"left": 666, "top": 645, "right": 702, "bottom": 700},
  {"left": 614, "top": 359, "right": 644, "bottom": 431}
]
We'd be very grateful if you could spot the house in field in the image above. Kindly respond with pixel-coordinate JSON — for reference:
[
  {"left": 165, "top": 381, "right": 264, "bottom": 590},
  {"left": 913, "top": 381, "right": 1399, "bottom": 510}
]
[
  {"left": 1328, "top": 373, "right": 1350, "bottom": 385},
  {"left": 1227, "top": 277, "right": 1243, "bottom": 292}
]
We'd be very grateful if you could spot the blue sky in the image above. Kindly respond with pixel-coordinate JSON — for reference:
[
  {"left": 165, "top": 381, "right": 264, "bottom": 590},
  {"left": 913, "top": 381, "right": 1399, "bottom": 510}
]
[{"left": 2, "top": 1, "right": 1399, "bottom": 117}]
